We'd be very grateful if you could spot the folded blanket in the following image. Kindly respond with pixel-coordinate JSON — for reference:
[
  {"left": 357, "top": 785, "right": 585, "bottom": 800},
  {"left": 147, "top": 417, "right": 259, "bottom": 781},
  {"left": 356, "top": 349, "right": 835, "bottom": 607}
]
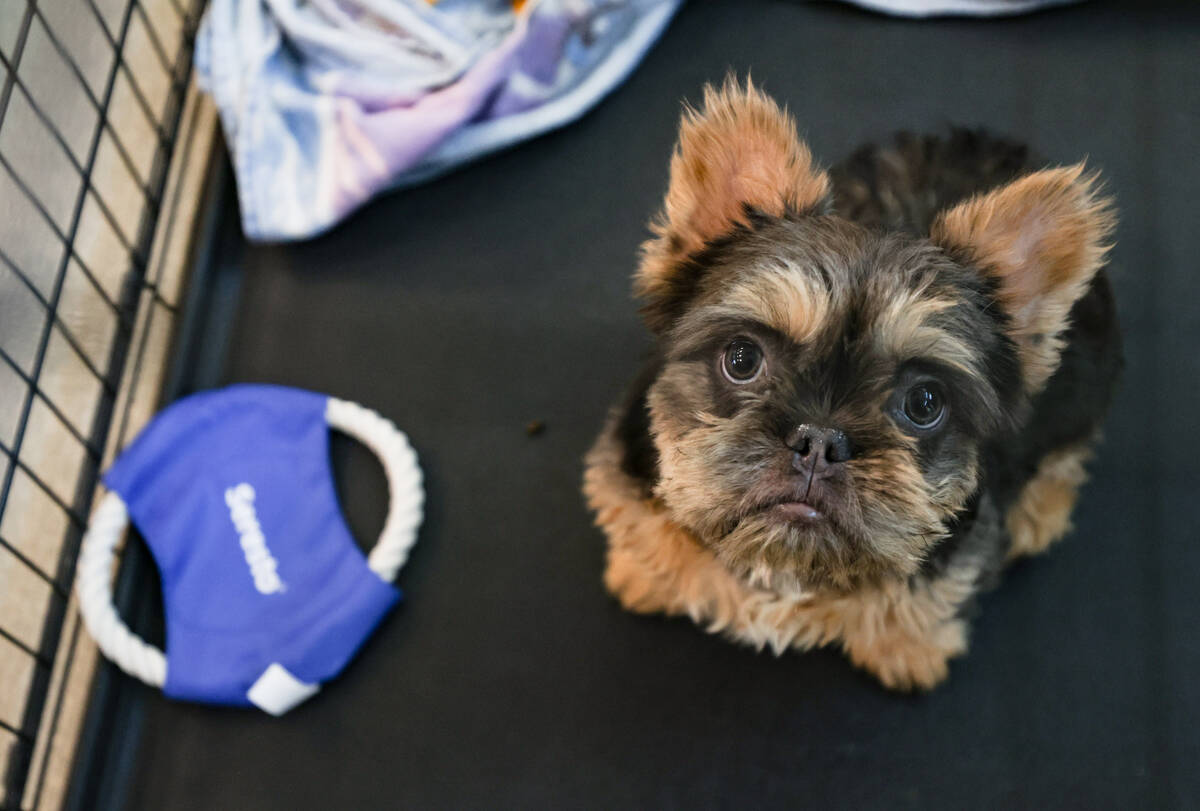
[
  {"left": 840, "top": 0, "right": 1080, "bottom": 16},
  {"left": 197, "top": 0, "right": 682, "bottom": 241}
]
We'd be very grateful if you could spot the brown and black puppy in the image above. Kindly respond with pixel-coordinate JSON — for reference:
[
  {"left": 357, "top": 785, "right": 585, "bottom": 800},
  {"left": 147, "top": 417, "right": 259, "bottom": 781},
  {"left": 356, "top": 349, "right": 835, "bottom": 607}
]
[{"left": 584, "top": 79, "right": 1121, "bottom": 690}]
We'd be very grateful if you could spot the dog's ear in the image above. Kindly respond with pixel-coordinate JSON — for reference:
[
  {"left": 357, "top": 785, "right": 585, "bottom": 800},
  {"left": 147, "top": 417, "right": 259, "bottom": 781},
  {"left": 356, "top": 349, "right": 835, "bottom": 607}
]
[
  {"left": 932, "top": 164, "right": 1115, "bottom": 393},
  {"left": 636, "top": 78, "right": 830, "bottom": 331}
]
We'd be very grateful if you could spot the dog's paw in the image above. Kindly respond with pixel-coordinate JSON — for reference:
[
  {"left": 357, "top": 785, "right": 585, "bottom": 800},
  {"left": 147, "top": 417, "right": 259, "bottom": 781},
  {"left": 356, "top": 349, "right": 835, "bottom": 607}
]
[
  {"left": 603, "top": 548, "right": 675, "bottom": 616},
  {"left": 1006, "top": 444, "right": 1089, "bottom": 560},
  {"left": 847, "top": 619, "right": 968, "bottom": 692}
]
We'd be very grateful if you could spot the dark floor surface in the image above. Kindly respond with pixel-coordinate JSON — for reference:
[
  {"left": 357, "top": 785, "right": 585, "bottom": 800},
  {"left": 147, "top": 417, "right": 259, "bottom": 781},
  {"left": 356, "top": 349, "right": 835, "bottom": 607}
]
[{"left": 109, "top": 1, "right": 1200, "bottom": 808}]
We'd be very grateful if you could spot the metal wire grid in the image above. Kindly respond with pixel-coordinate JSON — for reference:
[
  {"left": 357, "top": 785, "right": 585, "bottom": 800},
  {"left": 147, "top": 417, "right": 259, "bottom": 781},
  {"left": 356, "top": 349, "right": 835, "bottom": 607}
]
[{"left": 0, "top": 0, "right": 204, "bottom": 806}]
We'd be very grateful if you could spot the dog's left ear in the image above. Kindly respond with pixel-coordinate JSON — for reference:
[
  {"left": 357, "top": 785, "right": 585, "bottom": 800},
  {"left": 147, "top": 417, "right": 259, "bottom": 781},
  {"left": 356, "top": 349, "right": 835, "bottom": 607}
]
[
  {"left": 932, "top": 164, "right": 1115, "bottom": 393},
  {"left": 637, "top": 78, "right": 830, "bottom": 331}
]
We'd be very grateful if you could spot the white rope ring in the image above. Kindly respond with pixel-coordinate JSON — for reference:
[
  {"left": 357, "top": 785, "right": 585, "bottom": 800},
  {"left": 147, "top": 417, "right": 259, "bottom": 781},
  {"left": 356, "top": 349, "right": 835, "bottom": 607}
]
[{"left": 76, "top": 397, "right": 424, "bottom": 688}]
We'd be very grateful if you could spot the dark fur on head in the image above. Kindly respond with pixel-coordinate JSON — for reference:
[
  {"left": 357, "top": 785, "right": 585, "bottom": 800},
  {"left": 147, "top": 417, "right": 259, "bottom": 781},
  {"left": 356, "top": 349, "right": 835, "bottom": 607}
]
[{"left": 585, "top": 78, "right": 1121, "bottom": 689}]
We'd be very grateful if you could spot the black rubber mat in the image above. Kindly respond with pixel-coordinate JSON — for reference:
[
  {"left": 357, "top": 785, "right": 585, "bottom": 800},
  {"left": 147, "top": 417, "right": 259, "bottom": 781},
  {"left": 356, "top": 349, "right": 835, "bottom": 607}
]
[{"left": 112, "top": 1, "right": 1199, "bottom": 807}]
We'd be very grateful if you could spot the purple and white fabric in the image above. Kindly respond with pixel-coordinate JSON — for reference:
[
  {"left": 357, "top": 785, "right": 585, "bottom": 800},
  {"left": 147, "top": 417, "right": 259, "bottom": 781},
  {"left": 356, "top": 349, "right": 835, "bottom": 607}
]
[{"left": 196, "top": 0, "right": 682, "bottom": 242}]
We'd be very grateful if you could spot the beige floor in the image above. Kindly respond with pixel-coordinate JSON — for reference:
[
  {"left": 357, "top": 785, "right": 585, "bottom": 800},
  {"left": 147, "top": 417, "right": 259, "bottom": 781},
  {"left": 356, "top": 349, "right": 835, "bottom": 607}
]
[{"left": 0, "top": 0, "right": 215, "bottom": 806}]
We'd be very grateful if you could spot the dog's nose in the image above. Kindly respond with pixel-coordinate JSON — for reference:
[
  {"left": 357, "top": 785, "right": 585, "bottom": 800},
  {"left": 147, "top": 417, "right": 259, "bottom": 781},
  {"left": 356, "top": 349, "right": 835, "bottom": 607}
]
[{"left": 785, "top": 425, "right": 853, "bottom": 475}]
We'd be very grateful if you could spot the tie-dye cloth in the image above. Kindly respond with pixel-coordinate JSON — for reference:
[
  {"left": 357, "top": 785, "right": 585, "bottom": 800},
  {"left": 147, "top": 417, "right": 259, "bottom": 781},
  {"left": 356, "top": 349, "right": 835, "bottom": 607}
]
[
  {"left": 841, "top": 0, "right": 1080, "bottom": 15},
  {"left": 195, "top": 0, "right": 682, "bottom": 242}
]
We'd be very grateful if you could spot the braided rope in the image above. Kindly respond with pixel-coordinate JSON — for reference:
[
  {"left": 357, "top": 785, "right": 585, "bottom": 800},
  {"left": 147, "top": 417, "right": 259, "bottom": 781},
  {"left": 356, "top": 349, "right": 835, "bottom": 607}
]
[
  {"left": 75, "top": 397, "right": 424, "bottom": 687},
  {"left": 324, "top": 397, "right": 424, "bottom": 582},
  {"left": 76, "top": 492, "right": 168, "bottom": 687}
]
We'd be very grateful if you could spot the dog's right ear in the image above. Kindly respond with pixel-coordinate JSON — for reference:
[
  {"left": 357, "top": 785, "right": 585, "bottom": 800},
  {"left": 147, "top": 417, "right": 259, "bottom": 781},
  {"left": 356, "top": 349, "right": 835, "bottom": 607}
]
[{"left": 636, "top": 78, "right": 830, "bottom": 331}]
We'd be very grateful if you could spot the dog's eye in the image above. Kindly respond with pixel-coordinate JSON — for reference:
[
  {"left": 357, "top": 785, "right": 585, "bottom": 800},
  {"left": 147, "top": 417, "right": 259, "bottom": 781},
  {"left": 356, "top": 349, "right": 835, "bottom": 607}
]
[
  {"left": 722, "top": 339, "right": 764, "bottom": 383},
  {"left": 902, "top": 383, "right": 946, "bottom": 429}
]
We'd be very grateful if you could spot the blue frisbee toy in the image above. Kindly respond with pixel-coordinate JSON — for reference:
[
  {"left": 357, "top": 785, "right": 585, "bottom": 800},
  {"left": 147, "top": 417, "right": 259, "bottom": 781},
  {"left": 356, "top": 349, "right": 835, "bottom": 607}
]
[{"left": 76, "top": 385, "right": 423, "bottom": 715}]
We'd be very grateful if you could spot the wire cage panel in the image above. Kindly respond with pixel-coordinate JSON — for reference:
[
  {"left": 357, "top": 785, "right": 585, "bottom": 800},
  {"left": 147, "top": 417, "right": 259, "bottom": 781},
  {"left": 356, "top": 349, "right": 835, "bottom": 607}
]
[{"left": 0, "top": 0, "right": 207, "bottom": 806}]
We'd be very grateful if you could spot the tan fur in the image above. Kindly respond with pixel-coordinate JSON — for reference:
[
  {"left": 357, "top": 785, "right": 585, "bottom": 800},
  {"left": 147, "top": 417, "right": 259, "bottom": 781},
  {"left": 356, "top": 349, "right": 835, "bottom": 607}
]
[
  {"left": 874, "top": 288, "right": 980, "bottom": 377},
  {"left": 931, "top": 165, "right": 1116, "bottom": 393},
  {"left": 718, "top": 259, "right": 834, "bottom": 346},
  {"left": 1005, "top": 443, "right": 1091, "bottom": 559},
  {"left": 674, "top": 237, "right": 984, "bottom": 384},
  {"left": 636, "top": 78, "right": 830, "bottom": 315},
  {"left": 718, "top": 275, "right": 980, "bottom": 380},
  {"left": 585, "top": 431, "right": 984, "bottom": 690}
]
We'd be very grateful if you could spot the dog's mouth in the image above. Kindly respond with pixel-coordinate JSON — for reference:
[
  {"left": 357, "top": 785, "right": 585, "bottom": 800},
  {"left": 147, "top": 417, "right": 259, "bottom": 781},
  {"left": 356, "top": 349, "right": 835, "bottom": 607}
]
[
  {"left": 718, "top": 463, "right": 858, "bottom": 537},
  {"left": 766, "top": 500, "right": 825, "bottom": 522},
  {"left": 739, "top": 483, "right": 838, "bottom": 527}
]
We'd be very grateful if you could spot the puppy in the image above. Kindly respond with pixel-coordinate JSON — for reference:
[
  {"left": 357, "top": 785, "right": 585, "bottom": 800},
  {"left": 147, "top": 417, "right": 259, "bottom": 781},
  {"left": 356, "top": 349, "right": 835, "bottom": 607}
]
[{"left": 583, "top": 79, "right": 1121, "bottom": 690}]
